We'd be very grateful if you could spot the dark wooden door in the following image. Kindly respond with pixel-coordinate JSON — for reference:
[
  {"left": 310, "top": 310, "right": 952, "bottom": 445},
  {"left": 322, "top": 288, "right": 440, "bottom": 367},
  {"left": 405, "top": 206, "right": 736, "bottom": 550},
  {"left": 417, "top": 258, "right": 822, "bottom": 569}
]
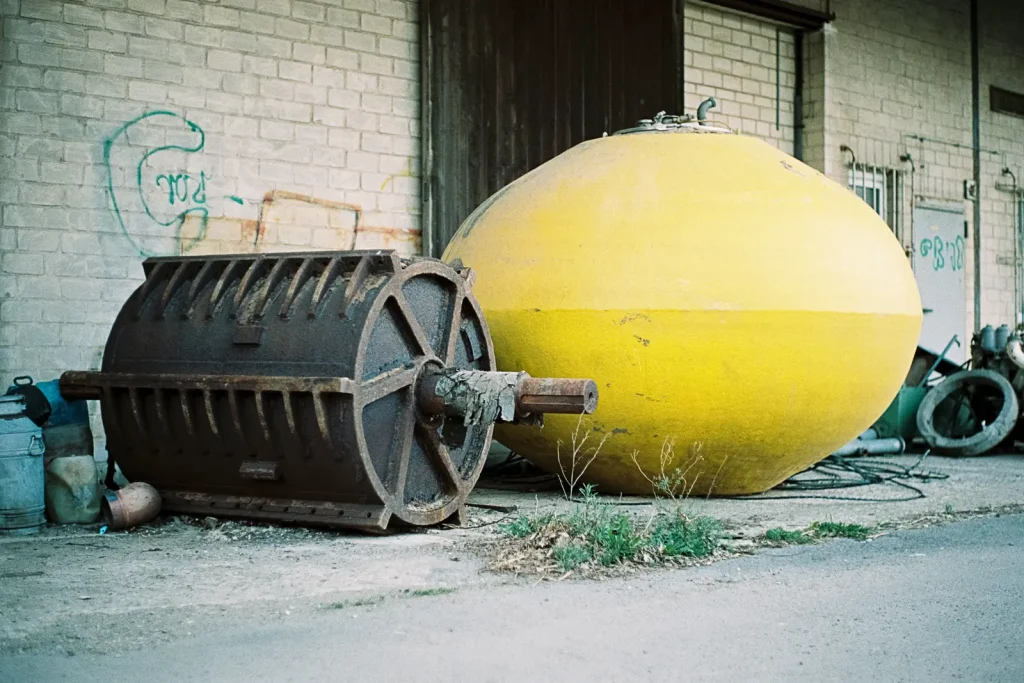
[{"left": 421, "top": 0, "right": 683, "bottom": 256}]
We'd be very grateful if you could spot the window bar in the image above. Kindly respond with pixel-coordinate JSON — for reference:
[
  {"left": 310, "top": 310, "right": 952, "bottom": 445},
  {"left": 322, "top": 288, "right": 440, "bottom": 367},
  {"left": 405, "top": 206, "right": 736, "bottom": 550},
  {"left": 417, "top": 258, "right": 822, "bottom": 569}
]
[
  {"left": 876, "top": 165, "right": 884, "bottom": 217},
  {"left": 896, "top": 170, "right": 902, "bottom": 242},
  {"left": 871, "top": 165, "right": 878, "bottom": 213}
]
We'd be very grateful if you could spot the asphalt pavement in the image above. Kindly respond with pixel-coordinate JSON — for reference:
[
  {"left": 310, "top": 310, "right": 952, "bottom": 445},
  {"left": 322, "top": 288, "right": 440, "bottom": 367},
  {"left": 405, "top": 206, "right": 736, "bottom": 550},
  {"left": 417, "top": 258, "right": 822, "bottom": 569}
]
[{"left": 4, "top": 514, "right": 1023, "bottom": 682}]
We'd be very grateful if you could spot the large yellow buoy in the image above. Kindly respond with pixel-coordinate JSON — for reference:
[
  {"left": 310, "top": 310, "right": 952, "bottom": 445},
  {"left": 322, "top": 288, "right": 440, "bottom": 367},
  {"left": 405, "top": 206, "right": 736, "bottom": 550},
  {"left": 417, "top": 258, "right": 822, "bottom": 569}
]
[{"left": 443, "top": 118, "right": 921, "bottom": 496}]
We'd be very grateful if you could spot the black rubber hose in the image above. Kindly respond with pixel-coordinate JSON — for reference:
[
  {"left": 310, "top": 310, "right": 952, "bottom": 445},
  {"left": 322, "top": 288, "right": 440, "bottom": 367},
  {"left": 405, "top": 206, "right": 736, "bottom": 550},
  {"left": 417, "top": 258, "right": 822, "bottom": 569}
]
[{"left": 916, "top": 369, "right": 1019, "bottom": 456}]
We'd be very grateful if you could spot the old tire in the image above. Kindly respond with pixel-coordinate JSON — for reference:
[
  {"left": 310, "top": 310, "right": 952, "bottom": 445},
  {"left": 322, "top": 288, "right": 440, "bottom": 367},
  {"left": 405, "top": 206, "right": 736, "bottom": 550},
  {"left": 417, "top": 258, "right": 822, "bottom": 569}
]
[{"left": 916, "top": 369, "right": 1019, "bottom": 456}]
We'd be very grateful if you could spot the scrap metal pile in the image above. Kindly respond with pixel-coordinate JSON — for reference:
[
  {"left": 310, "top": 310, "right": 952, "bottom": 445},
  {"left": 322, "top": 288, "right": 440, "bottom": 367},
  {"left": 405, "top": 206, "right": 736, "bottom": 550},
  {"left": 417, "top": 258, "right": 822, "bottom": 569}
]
[
  {"left": 916, "top": 325, "right": 1024, "bottom": 456},
  {"left": 59, "top": 251, "right": 597, "bottom": 531}
]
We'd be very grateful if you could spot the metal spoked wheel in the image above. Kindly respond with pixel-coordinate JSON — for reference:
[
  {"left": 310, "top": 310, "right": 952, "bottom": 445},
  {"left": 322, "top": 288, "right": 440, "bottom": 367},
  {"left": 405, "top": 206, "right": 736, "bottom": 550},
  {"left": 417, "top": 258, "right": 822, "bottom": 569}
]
[{"left": 354, "top": 259, "right": 496, "bottom": 526}]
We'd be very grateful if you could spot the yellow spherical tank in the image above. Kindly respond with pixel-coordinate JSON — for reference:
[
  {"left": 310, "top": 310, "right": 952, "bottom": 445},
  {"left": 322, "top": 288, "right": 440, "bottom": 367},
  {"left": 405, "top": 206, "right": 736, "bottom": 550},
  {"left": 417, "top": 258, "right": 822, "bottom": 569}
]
[{"left": 442, "top": 122, "right": 922, "bottom": 496}]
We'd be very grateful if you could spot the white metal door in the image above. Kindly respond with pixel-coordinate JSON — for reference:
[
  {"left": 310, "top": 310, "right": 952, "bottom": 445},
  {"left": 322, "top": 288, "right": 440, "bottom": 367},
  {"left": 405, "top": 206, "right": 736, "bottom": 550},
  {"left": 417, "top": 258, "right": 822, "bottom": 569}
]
[{"left": 913, "top": 204, "right": 966, "bottom": 363}]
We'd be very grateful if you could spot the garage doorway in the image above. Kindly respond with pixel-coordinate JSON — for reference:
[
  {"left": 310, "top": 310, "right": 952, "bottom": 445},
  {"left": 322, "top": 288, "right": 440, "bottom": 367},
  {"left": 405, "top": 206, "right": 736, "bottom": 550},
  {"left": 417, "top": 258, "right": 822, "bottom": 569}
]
[{"left": 420, "top": 0, "right": 684, "bottom": 256}]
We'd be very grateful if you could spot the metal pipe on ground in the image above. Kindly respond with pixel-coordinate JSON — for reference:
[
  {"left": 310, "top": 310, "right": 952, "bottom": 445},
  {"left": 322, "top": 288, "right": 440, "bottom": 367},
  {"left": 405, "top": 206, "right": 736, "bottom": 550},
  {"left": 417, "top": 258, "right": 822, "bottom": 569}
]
[
  {"left": 102, "top": 482, "right": 161, "bottom": 531},
  {"left": 858, "top": 428, "right": 879, "bottom": 441},
  {"left": 833, "top": 437, "right": 906, "bottom": 457}
]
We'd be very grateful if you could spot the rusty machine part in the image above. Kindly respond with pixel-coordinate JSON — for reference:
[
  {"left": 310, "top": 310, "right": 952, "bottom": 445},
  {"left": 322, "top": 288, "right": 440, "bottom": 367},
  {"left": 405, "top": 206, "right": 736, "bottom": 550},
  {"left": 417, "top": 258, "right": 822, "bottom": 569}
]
[
  {"left": 60, "top": 251, "right": 596, "bottom": 531},
  {"left": 102, "top": 481, "right": 162, "bottom": 531}
]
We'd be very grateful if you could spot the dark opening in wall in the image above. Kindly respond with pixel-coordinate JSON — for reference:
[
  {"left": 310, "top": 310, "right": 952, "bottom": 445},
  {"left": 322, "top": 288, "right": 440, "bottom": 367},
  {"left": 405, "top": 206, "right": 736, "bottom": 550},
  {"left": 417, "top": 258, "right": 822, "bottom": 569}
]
[{"left": 991, "top": 86, "right": 1024, "bottom": 119}]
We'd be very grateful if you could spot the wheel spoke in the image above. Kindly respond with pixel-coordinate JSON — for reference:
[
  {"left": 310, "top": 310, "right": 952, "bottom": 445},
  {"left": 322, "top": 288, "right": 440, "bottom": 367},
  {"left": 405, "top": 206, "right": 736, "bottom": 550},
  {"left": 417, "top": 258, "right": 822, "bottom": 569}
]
[
  {"left": 444, "top": 294, "right": 464, "bottom": 365},
  {"left": 392, "top": 293, "right": 434, "bottom": 357},
  {"left": 390, "top": 392, "right": 417, "bottom": 501},
  {"left": 416, "top": 421, "right": 461, "bottom": 491},
  {"left": 361, "top": 367, "right": 418, "bottom": 405}
]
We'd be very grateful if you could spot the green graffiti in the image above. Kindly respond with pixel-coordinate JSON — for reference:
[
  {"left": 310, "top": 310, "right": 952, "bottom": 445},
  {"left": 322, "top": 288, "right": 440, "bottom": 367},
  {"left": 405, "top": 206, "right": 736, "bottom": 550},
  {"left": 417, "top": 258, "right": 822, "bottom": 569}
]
[
  {"left": 155, "top": 170, "right": 208, "bottom": 205},
  {"left": 104, "top": 111, "right": 208, "bottom": 256},
  {"left": 919, "top": 235, "right": 965, "bottom": 272},
  {"left": 104, "top": 112, "right": 243, "bottom": 257}
]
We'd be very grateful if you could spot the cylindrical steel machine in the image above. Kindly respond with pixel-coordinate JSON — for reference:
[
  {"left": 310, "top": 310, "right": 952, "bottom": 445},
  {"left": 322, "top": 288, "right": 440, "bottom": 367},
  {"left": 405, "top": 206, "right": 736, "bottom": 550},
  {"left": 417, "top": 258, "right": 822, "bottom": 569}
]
[{"left": 61, "top": 250, "right": 596, "bottom": 530}]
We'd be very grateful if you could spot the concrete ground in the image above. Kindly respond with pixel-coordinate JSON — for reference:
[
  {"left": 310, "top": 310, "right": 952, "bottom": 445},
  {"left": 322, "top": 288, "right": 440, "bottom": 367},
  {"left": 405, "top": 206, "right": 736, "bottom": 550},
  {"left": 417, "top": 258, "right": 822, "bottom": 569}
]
[
  {"left": 0, "top": 453, "right": 1022, "bottom": 679},
  {"left": 4, "top": 514, "right": 1023, "bottom": 682},
  {"left": 474, "top": 453, "right": 1024, "bottom": 533}
]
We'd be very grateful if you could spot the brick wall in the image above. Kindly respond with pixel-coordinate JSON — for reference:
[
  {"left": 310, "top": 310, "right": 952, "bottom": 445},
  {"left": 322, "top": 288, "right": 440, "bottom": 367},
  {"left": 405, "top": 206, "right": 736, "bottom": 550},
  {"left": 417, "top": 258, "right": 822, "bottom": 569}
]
[
  {"left": 684, "top": 2, "right": 796, "bottom": 154},
  {"left": 814, "top": 0, "right": 1024, "bottom": 335},
  {"left": 683, "top": 0, "right": 1024, "bottom": 349},
  {"left": 0, "top": 0, "right": 421, "bottom": 393},
  {"left": 978, "top": 0, "right": 1024, "bottom": 327}
]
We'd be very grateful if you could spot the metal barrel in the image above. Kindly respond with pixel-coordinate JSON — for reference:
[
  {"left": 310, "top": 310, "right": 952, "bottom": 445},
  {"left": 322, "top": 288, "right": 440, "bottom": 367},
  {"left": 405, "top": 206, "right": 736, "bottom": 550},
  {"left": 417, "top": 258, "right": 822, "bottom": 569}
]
[
  {"left": 0, "top": 394, "right": 46, "bottom": 535},
  {"left": 61, "top": 250, "right": 598, "bottom": 531}
]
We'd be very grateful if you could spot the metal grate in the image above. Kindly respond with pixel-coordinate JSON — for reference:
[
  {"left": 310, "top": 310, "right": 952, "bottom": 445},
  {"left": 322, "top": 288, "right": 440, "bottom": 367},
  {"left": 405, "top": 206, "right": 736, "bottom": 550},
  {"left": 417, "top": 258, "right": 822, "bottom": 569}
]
[{"left": 848, "top": 163, "right": 903, "bottom": 237}]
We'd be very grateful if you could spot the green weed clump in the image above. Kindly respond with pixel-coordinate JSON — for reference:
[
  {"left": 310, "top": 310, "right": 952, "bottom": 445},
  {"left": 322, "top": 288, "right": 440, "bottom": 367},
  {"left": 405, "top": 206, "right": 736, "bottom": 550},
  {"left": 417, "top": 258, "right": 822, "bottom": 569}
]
[
  {"left": 552, "top": 543, "right": 593, "bottom": 572},
  {"left": 410, "top": 587, "right": 455, "bottom": 597},
  {"left": 651, "top": 514, "right": 722, "bottom": 557},
  {"left": 809, "top": 521, "right": 872, "bottom": 540},
  {"left": 498, "top": 485, "right": 721, "bottom": 573},
  {"left": 326, "top": 595, "right": 384, "bottom": 609},
  {"left": 764, "top": 527, "right": 813, "bottom": 544},
  {"left": 763, "top": 521, "right": 874, "bottom": 545},
  {"left": 498, "top": 516, "right": 539, "bottom": 539}
]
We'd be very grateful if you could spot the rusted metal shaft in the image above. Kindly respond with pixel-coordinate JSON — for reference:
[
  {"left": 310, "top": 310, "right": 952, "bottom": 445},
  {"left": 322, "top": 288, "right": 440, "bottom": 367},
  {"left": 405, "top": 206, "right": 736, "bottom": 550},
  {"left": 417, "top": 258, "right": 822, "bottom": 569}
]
[
  {"left": 416, "top": 369, "right": 598, "bottom": 424},
  {"left": 59, "top": 371, "right": 103, "bottom": 401},
  {"left": 517, "top": 377, "right": 598, "bottom": 415}
]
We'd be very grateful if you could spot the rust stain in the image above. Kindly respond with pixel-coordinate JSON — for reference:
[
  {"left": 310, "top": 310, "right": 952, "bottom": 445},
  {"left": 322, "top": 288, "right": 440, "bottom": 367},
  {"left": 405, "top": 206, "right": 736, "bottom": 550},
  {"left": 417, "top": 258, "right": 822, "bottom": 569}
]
[
  {"left": 356, "top": 225, "right": 421, "bottom": 236},
  {"left": 181, "top": 190, "right": 419, "bottom": 257},
  {"left": 240, "top": 219, "right": 259, "bottom": 241},
  {"left": 261, "top": 189, "right": 364, "bottom": 216}
]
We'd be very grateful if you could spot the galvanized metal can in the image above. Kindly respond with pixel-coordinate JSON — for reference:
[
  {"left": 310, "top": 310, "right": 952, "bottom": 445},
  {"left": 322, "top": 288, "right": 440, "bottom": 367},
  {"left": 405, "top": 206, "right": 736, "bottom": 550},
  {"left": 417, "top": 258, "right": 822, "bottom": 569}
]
[{"left": 0, "top": 394, "right": 46, "bottom": 534}]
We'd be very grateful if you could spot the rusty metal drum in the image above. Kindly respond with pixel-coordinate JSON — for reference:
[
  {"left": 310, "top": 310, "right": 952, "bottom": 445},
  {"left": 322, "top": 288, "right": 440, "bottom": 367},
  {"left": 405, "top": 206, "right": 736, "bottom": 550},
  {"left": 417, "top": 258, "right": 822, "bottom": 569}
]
[
  {"left": 63, "top": 251, "right": 497, "bottom": 530},
  {"left": 61, "top": 251, "right": 597, "bottom": 530}
]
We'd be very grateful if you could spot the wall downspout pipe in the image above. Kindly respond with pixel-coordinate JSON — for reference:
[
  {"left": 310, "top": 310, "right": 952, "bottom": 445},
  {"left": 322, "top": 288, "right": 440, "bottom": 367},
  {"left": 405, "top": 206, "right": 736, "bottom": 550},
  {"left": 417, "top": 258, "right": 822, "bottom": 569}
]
[
  {"left": 971, "top": 0, "right": 982, "bottom": 332},
  {"left": 793, "top": 29, "right": 805, "bottom": 161}
]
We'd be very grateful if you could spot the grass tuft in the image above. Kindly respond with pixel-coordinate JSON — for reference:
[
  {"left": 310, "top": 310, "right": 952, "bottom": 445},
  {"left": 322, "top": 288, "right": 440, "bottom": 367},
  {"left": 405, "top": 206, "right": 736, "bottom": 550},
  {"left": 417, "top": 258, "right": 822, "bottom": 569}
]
[
  {"left": 764, "top": 527, "right": 813, "bottom": 544},
  {"left": 764, "top": 521, "right": 874, "bottom": 545},
  {"left": 326, "top": 595, "right": 384, "bottom": 609},
  {"left": 651, "top": 514, "right": 721, "bottom": 557},
  {"left": 410, "top": 587, "right": 455, "bottom": 597},
  {"left": 809, "top": 521, "right": 872, "bottom": 540},
  {"left": 553, "top": 543, "right": 593, "bottom": 572},
  {"left": 495, "top": 485, "right": 720, "bottom": 575},
  {"left": 497, "top": 516, "right": 536, "bottom": 539}
]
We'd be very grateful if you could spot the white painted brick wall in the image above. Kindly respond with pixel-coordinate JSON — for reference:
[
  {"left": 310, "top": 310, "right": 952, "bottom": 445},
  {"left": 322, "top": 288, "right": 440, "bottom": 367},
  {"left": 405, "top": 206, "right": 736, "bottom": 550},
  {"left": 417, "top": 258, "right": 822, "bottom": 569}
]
[
  {"left": 685, "top": 0, "right": 1023, "bottom": 341},
  {"left": 684, "top": 2, "right": 796, "bottom": 154},
  {"left": 977, "top": 0, "right": 1024, "bottom": 327},
  {"left": 815, "top": 0, "right": 1024, "bottom": 333},
  {"left": 1, "top": 0, "right": 422, "bottom": 398}
]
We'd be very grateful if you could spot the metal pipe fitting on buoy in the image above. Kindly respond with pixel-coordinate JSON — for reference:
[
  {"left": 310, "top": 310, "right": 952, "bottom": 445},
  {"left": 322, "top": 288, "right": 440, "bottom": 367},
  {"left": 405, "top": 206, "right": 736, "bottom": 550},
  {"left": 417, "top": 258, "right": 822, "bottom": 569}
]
[{"left": 697, "top": 96, "right": 717, "bottom": 123}]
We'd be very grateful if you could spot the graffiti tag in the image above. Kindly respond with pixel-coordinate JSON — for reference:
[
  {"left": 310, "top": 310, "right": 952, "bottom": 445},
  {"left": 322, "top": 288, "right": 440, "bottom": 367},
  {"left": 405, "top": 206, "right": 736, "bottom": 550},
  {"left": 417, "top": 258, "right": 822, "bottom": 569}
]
[
  {"left": 155, "top": 170, "right": 208, "bottom": 206},
  {"left": 918, "top": 235, "right": 965, "bottom": 272},
  {"left": 104, "top": 111, "right": 244, "bottom": 257}
]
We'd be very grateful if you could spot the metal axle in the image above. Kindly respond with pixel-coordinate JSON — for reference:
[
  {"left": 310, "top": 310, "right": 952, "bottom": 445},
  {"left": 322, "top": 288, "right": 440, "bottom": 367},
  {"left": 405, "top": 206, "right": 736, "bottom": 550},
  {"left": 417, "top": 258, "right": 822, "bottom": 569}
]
[{"left": 415, "top": 369, "right": 598, "bottom": 424}]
